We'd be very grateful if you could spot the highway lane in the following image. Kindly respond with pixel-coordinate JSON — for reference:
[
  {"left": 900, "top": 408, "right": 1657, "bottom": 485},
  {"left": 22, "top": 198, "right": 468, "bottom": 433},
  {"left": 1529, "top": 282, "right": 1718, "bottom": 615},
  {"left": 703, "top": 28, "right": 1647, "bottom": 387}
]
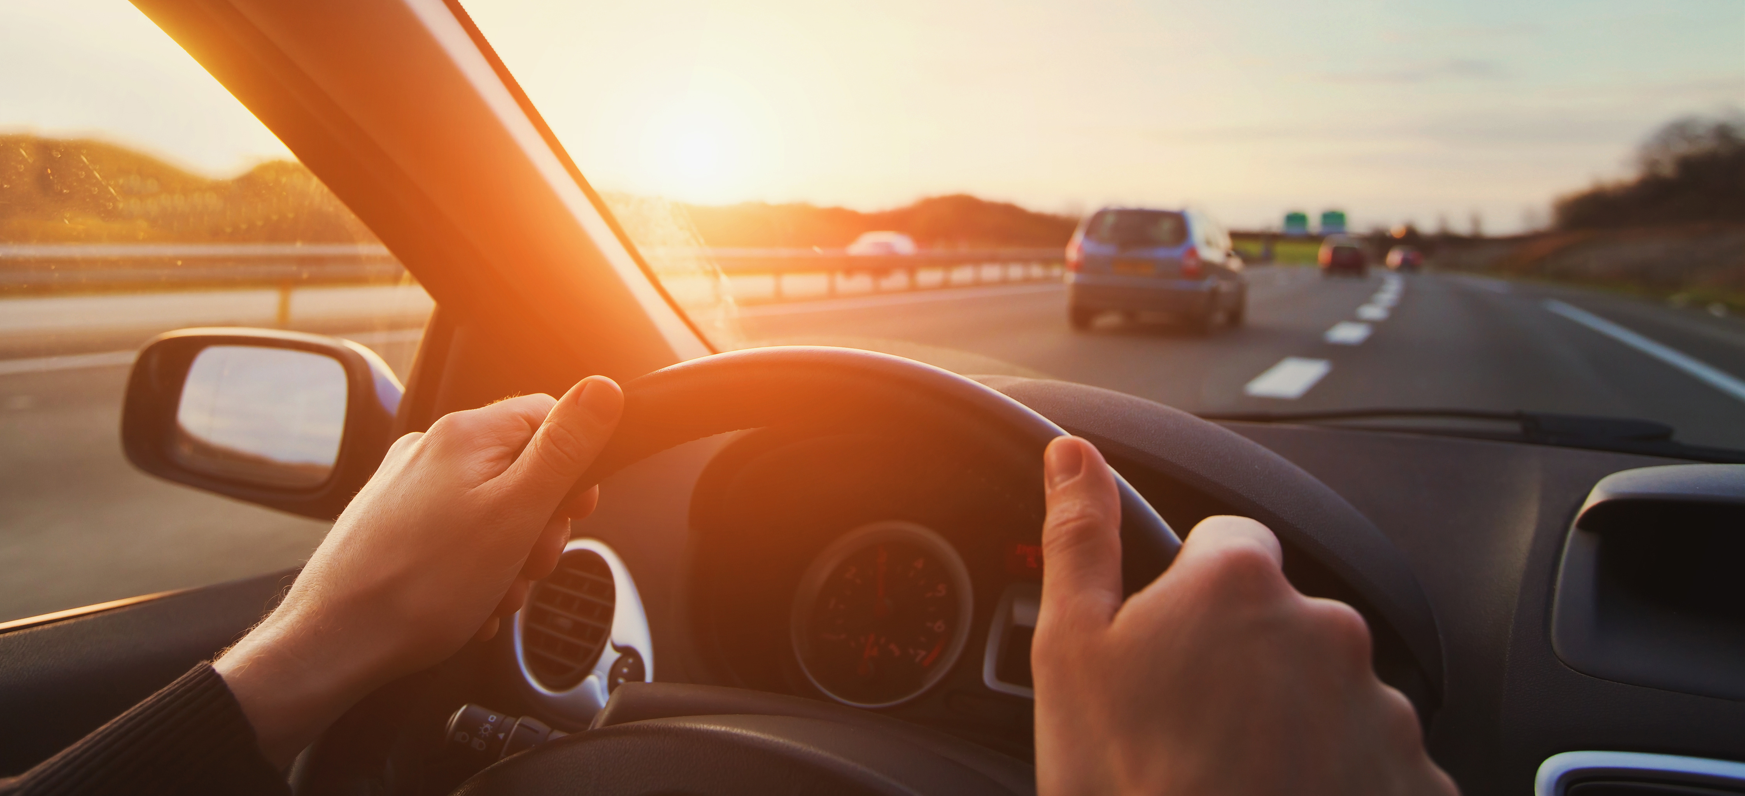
[
  {"left": 735, "top": 267, "right": 1745, "bottom": 449},
  {"left": 5, "top": 265, "right": 1745, "bottom": 621}
]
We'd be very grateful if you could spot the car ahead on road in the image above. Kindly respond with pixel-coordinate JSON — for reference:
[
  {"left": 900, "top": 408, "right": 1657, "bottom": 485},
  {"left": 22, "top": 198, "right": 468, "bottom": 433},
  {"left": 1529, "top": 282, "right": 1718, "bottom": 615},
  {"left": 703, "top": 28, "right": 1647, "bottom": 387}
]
[
  {"left": 1064, "top": 207, "right": 1247, "bottom": 333},
  {"left": 845, "top": 231, "right": 918, "bottom": 256},
  {"left": 6, "top": 2, "right": 1745, "bottom": 796},
  {"left": 1387, "top": 246, "right": 1425, "bottom": 272},
  {"left": 1319, "top": 234, "right": 1369, "bottom": 277}
]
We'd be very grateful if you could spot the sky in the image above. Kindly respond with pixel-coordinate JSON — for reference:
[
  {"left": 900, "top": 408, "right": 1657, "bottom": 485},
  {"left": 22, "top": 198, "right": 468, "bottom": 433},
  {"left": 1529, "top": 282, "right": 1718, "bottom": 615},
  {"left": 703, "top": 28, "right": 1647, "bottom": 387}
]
[{"left": 2, "top": 0, "right": 1740, "bottom": 234}]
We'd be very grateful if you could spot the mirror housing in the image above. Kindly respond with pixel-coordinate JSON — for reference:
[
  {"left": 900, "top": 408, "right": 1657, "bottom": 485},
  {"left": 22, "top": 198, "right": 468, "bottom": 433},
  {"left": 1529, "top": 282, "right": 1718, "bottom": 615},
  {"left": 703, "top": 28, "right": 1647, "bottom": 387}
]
[{"left": 122, "top": 328, "right": 404, "bottom": 520}]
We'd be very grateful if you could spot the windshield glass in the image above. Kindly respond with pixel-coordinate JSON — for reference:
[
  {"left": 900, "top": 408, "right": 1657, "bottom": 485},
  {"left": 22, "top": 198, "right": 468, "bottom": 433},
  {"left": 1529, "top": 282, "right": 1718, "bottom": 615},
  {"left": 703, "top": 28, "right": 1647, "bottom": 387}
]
[
  {"left": 1086, "top": 211, "right": 1188, "bottom": 249},
  {"left": 461, "top": 0, "right": 1745, "bottom": 453}
]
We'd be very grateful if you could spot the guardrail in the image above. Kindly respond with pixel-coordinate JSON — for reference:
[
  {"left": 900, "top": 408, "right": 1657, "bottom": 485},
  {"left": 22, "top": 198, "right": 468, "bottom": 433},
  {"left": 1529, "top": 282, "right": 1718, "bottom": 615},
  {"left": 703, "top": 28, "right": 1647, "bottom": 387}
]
[
  {"left": 1, "top": 244, "right": 1066, "bottom": 303},
  {"left": 701, "top": 248, "right": 1065, "bottom": 301},
  {"left": 0, "top": 244, "right": 405, "bottom": 295}
]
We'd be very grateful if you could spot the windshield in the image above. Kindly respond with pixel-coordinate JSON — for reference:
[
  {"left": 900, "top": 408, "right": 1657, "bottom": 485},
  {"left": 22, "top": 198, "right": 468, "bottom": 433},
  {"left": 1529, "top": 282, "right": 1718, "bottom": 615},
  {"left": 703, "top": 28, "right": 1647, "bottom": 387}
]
[
  {"left": 461, "top": 0, "right": 1745, "bottom": 453},
  {"left": 1085, "top": 211, "right": 1188, "bottom": 249}
]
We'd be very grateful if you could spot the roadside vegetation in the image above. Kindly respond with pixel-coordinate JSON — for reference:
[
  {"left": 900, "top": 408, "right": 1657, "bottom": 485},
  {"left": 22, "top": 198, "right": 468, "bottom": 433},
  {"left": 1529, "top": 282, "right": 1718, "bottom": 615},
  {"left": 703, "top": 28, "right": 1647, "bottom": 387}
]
[{"left": 1434, "top": 112, "right": 1745, "bottom": 310}]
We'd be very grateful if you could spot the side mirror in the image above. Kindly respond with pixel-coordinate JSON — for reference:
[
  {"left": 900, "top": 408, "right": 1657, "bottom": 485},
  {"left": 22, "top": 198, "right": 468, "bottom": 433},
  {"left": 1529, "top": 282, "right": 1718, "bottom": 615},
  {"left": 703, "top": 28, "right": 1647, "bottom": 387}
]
[{"left": 122, "top": 328, "right": 404, "bottom": 520}]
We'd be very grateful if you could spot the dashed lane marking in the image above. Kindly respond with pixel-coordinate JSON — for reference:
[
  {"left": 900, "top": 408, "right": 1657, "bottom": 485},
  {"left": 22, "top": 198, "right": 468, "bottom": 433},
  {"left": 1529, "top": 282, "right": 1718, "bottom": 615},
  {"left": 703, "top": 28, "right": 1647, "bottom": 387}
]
[
  {"left": 1356, "top": 305, "right": 1390, "bottom": 321},
  {"left": 1545, "top": 299, "right": 1745, "bottom": 404},
  {"left": 1324, "top": 322, "right": 1373, "bottom": 345},
  {"left": 1244, "top": 357, "right": 1332, "bottom": 399}
]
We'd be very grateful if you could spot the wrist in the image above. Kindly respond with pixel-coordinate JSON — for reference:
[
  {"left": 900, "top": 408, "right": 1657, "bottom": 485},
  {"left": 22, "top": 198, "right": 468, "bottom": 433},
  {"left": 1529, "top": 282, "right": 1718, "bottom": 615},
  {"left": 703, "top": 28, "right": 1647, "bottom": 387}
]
[{"left": 215, "top": 604, "right": 399, "bottom": 767}]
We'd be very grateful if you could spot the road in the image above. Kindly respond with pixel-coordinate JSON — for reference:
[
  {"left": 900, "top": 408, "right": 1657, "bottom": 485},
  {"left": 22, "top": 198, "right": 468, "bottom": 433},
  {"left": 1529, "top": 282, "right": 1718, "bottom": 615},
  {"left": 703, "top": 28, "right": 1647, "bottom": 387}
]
[{"left": 5, "top": 266, "right": 1745, "bottom": 622}]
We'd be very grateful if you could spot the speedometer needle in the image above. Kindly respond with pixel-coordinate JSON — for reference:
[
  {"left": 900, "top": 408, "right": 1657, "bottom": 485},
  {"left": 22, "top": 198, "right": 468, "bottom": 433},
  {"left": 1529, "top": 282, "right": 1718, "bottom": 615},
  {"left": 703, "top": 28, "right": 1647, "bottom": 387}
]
[
  {"left": 874, "top": 544, "right": 889, "bottom": 620},
  {"left": 858, "top": 631, "right": 878, "bottom": 677}
]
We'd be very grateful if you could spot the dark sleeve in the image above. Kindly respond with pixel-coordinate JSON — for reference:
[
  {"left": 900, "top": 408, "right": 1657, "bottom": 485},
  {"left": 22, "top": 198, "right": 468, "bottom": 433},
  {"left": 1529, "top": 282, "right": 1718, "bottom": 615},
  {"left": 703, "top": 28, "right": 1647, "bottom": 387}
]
[{"left": 0, "top": 662, "right": 289, "bottom": 796}]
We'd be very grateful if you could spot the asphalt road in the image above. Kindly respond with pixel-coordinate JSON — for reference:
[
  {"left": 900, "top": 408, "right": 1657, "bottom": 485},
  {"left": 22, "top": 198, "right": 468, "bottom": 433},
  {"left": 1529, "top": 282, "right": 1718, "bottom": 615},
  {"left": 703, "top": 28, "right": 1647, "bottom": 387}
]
[{"left": 5, "top": 266, "right": 1745, "bottom": 622}]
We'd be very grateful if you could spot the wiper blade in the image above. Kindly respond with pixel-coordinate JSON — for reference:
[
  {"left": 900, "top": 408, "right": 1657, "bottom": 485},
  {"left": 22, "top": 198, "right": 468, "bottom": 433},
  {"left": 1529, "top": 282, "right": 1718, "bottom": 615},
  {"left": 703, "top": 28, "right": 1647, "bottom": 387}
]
[{"left": 1196, "top": 407, "right": 1745, "bottom": 463}]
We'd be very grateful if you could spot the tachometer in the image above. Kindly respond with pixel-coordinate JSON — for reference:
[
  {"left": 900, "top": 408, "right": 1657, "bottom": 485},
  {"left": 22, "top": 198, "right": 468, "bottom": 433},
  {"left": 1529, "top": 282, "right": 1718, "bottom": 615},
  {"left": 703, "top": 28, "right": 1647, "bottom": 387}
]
[{"left": 791, "top": 521, "right": 974, "bottom": 708}]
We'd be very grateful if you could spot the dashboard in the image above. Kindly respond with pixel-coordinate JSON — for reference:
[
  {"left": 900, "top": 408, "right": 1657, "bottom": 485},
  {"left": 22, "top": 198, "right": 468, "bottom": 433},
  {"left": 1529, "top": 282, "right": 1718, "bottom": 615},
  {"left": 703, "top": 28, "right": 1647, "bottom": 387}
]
[{"left": 466, "top": 404, "right": 1745, "bottom": 796}]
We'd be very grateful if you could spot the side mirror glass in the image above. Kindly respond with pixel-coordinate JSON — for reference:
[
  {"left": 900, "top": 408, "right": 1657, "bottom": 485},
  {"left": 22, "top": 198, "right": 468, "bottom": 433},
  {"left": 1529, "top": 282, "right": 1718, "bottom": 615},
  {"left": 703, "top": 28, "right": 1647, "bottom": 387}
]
[
  {"left": 173, "top": 346, "right": 349, "bottom": 489},
  {"left": 122, "top": 328, "right": 403, "bottom": 519}
]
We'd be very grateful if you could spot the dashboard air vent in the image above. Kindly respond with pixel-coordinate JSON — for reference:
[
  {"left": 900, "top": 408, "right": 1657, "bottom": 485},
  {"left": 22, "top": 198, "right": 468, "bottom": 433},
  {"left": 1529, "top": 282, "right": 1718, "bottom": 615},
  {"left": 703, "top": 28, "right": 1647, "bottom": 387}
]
[{"left": 523, "top": 549, "right": 616, "bottom": 691}]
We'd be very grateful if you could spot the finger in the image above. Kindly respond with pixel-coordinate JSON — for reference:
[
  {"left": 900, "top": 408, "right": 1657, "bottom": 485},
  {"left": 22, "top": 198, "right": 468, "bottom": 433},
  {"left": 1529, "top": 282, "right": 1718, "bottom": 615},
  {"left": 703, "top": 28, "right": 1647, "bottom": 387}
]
[
  {"left": 558, "top": 484, "right": 600, "bottom": 521},
  {"left": 495, "top": 579, "right": 532, "bottom": 618},
  {"left": 1175, "top": 515, "right": 1283, "bottom": 570},
  {"left": 1145, "top": 515, "right": 1286, "bottom": 603},
  {"left": 1038, "top": 436, "right": 1124, "bottom": 629},
  {"left": 522, "top": 517, "right": 572, "bottom": 580},
  {"left": 499, "top": 377, "right": 623, "bottom": 505},
  {"left": 473, "top": 616, "right": 501, "bottom": 643}
]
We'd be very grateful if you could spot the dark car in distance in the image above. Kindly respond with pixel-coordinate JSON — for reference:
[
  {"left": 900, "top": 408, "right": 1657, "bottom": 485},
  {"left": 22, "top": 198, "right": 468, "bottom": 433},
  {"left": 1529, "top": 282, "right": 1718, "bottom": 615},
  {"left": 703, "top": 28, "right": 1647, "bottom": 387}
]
[
  {"left": 1386, "top": 245, "right": 1425, "bottom": 272},
  {"left": 1064, "top": 207, "right": 1247, "bottom": 333},
  {"left": 1318, "top": 234, "right": 1369, "bottom": 278}
]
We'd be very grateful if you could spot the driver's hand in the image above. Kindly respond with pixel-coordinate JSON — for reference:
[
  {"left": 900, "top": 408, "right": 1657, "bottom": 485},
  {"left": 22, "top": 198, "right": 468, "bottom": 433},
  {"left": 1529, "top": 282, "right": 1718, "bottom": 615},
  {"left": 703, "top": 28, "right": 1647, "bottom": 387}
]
[
  {"left": 217, "top": 377, "right": 624, "bottom": 766},
  {"left": 1031, "top": 436, "right": 1457, "bottom": 795}
]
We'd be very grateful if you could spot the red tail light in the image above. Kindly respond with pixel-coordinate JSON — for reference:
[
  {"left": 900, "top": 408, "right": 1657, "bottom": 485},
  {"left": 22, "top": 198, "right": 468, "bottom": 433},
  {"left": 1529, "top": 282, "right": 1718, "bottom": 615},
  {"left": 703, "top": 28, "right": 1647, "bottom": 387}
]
[
  {"left": 1181, "top": 247, "right": 1203, "bottom": 278},
  {"left": 1066, "top": 240, "right": 1084, "bottom": 271}
]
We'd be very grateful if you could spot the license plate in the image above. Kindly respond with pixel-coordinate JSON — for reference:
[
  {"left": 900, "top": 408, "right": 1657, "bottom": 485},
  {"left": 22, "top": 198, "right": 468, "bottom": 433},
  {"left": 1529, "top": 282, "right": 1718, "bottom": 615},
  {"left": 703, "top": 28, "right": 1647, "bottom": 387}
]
[{"left": 1112, "top": 259, "right": 1154, "bottom": 276}]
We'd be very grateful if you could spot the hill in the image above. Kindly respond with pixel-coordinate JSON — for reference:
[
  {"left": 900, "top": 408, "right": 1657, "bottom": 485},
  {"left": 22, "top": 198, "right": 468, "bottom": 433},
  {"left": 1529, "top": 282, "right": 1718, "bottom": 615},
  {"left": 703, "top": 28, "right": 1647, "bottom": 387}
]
[
  {"left": 0, "top": 134, "right": 377, "bottom": 244},
  {"left": 677, "top": 194, "right": 1079, "bottom": 249}
]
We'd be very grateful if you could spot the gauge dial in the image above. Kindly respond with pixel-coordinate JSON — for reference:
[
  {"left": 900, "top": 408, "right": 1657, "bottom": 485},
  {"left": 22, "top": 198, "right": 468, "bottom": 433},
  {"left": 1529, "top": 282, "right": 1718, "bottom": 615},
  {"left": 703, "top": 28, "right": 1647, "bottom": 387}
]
[{"left": 791, "top": 521, "right": 974, "bottom": 708}]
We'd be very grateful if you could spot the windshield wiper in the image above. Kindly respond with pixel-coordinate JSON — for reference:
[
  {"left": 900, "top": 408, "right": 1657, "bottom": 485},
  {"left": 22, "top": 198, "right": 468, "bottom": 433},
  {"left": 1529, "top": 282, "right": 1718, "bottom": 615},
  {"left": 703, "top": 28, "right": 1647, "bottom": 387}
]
[{"left": 1195, "top": 408, "right": 1745, "bottom": 463}]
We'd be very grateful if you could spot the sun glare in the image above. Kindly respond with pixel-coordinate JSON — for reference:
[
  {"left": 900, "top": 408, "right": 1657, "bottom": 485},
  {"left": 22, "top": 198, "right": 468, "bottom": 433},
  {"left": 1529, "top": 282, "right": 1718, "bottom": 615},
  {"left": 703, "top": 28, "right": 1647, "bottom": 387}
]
[{"left": 638, "top": 94, "right": 766, "bottom": 205}]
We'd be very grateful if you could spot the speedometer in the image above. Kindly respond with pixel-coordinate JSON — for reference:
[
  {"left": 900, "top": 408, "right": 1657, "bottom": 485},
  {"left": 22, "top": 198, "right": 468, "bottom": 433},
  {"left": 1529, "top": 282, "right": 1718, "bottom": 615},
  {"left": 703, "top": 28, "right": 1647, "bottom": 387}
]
[{"left": 790, "top": 521, "right": 974, "bottom": 708}]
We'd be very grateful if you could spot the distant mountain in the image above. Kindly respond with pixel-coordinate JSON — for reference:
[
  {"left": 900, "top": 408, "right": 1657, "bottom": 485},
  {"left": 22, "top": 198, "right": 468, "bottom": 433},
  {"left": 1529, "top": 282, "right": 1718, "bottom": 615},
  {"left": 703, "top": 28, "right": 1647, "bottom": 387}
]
[
  {"left": 0, "top": 135, "right": 378, "bottom": 244},
  {"left": 678, "top": 194, "right": 1079, "bottom": 249}
]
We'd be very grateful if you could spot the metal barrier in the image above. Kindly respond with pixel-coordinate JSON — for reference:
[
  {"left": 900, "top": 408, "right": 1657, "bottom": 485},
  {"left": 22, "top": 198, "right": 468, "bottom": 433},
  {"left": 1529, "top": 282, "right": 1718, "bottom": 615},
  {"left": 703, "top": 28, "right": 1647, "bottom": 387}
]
[
  {"left": 1, "top": 244, "right": 1066, "bottom": 306},
  {"left": 703, "top": 248, "right": 1066, "bottom": 301}
]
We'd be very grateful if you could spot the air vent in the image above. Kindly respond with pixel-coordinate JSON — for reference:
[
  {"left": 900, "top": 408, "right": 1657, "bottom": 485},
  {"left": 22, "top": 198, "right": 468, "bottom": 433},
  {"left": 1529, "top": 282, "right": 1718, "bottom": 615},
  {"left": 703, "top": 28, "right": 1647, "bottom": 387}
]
[{"left": 523, "top": 549, "right": 616, "bottom": 691}]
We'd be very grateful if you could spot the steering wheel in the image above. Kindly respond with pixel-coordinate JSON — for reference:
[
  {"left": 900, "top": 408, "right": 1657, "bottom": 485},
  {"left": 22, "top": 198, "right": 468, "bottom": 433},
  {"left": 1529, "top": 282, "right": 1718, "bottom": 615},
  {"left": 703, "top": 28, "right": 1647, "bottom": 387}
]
[{"left": 452, "top": 346, "right": 1174, "bottom": 795}]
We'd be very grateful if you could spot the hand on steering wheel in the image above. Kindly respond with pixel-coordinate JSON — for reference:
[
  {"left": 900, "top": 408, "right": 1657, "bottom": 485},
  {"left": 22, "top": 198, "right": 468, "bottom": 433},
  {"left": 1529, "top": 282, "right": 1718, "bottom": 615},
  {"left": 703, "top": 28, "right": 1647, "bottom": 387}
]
[
  {"left": 1032, "top": 436, "right": 1456, "bottom": 796},
  {"left": 217, "top": 377, "right": 626, "bottom": 767}
]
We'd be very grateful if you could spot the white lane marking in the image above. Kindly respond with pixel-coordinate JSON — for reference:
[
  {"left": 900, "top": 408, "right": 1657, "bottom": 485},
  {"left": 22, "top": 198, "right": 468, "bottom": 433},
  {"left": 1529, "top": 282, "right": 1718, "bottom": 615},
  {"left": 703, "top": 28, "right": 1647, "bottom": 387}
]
[
  {"left": 1324, "top": 321, "right": 1373, "bottom": 345},
  {"left": 0, "top": 328, "right": 425, "bottom": 378},
  {"left": 0, "top": 350, "right": 137, "bottom": 377},
  {"left": 1371, "top": 293, "right": 1400, "bottom": 307},
  {"left": 1244, "top": 357, "right": 1332, "bottom": 399},
  {"left": 736, "top": 282, "right": 1061, "bottom": 318},
  {"left": 1356, "top": 304, "right": 1390, "bottom": 321},
  {"left": 1545, "top": 299, "right": 1745, "bottom": 404}
]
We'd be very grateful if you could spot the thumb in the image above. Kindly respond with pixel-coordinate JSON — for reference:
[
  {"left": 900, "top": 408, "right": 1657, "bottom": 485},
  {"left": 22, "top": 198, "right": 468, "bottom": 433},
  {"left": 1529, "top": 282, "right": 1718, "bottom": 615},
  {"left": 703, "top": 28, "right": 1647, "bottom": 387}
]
[
  {"left": 1038, "top": 436, "right": 1124, "bottom": 632},
  {"left": 500, "top": 376, "right": 623, "bottom": 503}
]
